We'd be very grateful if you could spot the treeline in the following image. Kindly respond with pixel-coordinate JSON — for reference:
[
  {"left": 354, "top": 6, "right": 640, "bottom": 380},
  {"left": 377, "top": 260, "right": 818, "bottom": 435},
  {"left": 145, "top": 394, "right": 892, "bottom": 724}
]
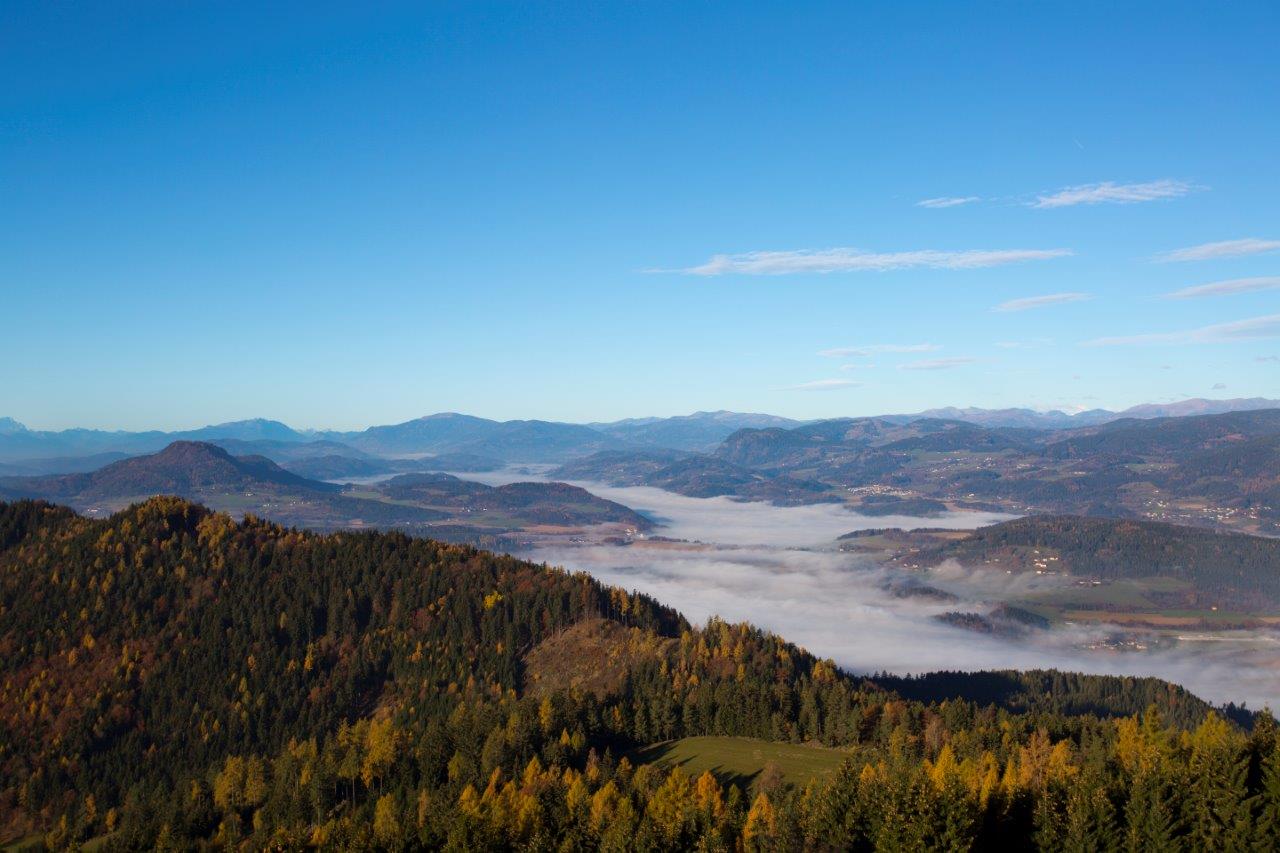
[
  {"left": 872, "top": 670, "right": 1244, "bottom": 730},
  {"left": 1, "top": 498, "right": 1277, "bottom": 850}
]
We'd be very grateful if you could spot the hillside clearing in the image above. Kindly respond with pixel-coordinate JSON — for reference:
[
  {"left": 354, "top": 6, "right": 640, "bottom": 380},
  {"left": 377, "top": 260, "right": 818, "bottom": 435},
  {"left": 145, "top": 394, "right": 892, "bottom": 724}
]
[{"left": 630, "top": 736, "right": 851, "bottom": 789}]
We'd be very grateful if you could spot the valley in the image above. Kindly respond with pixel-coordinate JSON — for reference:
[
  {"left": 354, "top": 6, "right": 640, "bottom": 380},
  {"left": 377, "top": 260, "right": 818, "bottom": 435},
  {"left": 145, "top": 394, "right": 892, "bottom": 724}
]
[
  {"left": 3, "top": 405, "right": 1280, "bottom": 712},
  {"left": 508, "top": 489, "right": 1280, "bottom": 710}
]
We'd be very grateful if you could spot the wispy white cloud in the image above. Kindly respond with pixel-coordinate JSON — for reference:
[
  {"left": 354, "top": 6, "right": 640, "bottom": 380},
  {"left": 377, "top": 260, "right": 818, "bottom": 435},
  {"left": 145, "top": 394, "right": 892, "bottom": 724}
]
[
  {"left": 672, "top": 247, "right": 1072, "bottom": 275},
  {"left": 819, "top": 343, "right": 940, "bottom": 357},
  {"left": 900, "top": 357, "right": 977, "bottom": 371},
  {"left": 1156, "top": 238, "right": 1280, "bottom": 263},
  {"left": 1212, "top": 383, "right": 1228, "bottom": 390},
  {"left": 1256, "top": 355, "right": 1280, "bottom": 363},
  {"left": 1032, "top": 179, "right": 1195, "bottom": 209},
  {"left": 994, "top": 292, "right": 1091, "bottom": 312},
  {"left": 784, "top": 379, "right": 862, "bottom": 391},
  {"left": 995, "top": 338, "right": 1054, "bottom": 349},
  {"left": 1164, "top": 276, "right": 1280, "bottom": 299},
  {"left": 1082, "top": 314, "right": 1280, "bottom": 347},
  {"left": 917, "top": 196, "right": 980, "bottom": 209}
]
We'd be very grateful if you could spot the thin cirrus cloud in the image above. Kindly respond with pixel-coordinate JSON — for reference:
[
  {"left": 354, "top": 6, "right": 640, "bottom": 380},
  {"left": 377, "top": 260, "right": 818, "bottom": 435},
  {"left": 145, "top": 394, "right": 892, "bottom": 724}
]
[
  {"left": 1164, "top": 276, "right": 1280, "bottom": 299},
  {"left": 1031, "top": 179, "right": 1195, "bottom": 209},
  {"left": 996, "top": 338, "right": 1054, "bottom": 349},
  {"left": 785, "top": 379, "right": 861, "bottom": 391},
  {"left": 671, "top": 247, "right": 1072, "bottom": 275},
  {"left": 899, "top": 357, "right": 977, "bottom": 371},
  {"left": 916, "top": 196, "right": 980, "bottom": 209},
  {"left": 993, "top": 292, "right": 1091, "bottom": 312},
  {"left": 1082, "top": 314, "right": 1280, "bottom": 347},
  {"left": 819, "top": 343, "right": 940, "bottom": 357},
  {"left": 1156, "top": 238, "right": 1280, "bottom": 263}
]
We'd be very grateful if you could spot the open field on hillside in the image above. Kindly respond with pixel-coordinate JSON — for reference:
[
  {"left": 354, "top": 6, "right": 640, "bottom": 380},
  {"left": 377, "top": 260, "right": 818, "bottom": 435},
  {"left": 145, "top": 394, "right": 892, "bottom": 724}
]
[{"left": 630, "top": 736, "right": 851, "bottom": 789}]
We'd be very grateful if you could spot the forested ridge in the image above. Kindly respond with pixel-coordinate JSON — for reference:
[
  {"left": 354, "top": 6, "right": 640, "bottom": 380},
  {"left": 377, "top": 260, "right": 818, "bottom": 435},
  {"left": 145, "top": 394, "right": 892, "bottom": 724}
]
[
  {"left": 929, "top": 515, "right": 1280, "bottom": 610},
  {"left": 2, "top": 498, "right": 1280, "bottom": 850}
]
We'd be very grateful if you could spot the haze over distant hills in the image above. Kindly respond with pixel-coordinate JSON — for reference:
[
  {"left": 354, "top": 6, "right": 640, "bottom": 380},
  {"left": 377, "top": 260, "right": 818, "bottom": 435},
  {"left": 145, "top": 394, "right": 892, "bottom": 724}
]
[
  {"left": 894, "top": 397, "right": 1280, "bottom": 430},
  {"left": 3, "top": 398, "right": 1277, "bottom": 463},
  {"left": 558, "top": 408, "right": 1280, "bottom": 536},
  {"left": 589, "top": 410, "right": 804, "bottom": 451},
  {"left": 0, "top": 417, "right": 308, "bottom": 461},
  {"left": 2, "top": 400, "right": 1279, "bottom": 538}
]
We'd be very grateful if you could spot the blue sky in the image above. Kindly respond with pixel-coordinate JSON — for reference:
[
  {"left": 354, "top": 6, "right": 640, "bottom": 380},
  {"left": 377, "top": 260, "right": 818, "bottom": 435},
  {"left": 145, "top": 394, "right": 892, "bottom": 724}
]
[{"left": 3, "top": 1, "right": 1278, "bottom": 431}]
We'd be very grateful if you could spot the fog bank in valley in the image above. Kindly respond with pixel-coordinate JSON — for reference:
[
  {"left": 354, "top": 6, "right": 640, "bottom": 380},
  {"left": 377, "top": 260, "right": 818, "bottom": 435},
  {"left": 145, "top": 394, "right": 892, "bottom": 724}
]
[{"left": 504, "top": 480, "right": 1280, "bottom": 710}]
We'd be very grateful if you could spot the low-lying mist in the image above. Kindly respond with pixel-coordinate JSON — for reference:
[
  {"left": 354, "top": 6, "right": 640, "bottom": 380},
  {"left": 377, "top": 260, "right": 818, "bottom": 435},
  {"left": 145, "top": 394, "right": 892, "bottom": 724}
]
[
  {"left": 568, "top": 483, "right": 1014, "bottom": 545},
  {"left": 492, "top": 477, "right": 1280, "bottom": 710}
]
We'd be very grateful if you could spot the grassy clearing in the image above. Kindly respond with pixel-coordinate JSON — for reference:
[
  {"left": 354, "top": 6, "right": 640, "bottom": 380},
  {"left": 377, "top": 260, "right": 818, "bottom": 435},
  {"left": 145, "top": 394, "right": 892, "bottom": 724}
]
[
  {"left": 1023, "top": 584, "right": 1156, "bottom": 611},
  {"left": 630, "top": 736, "right": 851, "bottom": 790},
  {"left": 1021, "top": 577, "right": 1199, "bottom": 614}
]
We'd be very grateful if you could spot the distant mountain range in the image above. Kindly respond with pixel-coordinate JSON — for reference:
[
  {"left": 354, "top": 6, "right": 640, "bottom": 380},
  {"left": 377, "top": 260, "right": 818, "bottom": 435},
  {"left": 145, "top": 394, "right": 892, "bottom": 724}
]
[
  {"left": 320, "top": 410, "right": 803, "bottom": 458},
  {"left": 560, "top": 409, "right": 1280, "bottom": 535},
  {"left": 0, "top": 418, "right": 308, "bottom": 461},
  {"left": 3, "top": 399, "right": 1276, "bottom": 464},
  {"left": 1, "top": 402, "right": 1278, "bottom": 537},
  {"left": 589, "top": 410, "right": 803, "bottom": 451},
  {"left": 0, "top": 411, "right": 794, "bottom": 464},
  {"left": 892, "top": 397, "right": 1280, "bottom": 429}
]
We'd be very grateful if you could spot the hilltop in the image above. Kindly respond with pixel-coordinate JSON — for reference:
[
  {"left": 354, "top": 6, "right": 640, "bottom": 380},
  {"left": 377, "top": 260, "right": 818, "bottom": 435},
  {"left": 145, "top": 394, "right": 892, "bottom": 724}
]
[
  {"left": 0, "top": 440, "right": 336, "bottom": 503},
  {"left": 552, "top": 450, "right": 836, "bottom": 505},
  {"left": 589, "top": 411, "right": 805, "bottom": 452},
  {"left": 919, "top": 515, "right": 1280, "bottom": 611},
  {"left": 375, "top": 473, "right": 653, "bottom": 530},
  {"left": 0, "top": 442, "right": 650, "bottom": 543}
]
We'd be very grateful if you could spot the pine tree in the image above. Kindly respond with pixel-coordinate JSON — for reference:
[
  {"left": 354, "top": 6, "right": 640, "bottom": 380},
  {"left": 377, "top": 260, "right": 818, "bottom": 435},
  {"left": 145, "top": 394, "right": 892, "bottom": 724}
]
[
  {"left": 373, "top": 793, "right": 402, "bottom": 848},
  {"left": 1184, "top": 714, "right": 1257, "bottom": 851},
  {"left": 743, "top": 792, "right": 777, "bottom": 851},
  {"left": 1260, "top": 745, "right": 1280, "bottom": 840},
  {"left": 1124, "top": 766, "right": 1182, "bottom": 852},
  {"left": 808, "top": 760, "right": 871, "bottom": 850},
  {"left": 1060, "top": 774, "right": 1120, "bottom": 853},
  {"left": 647, "top": 767, "right": 697, "bottom": 848},
  {"left": 934, "top": 776, "right": 979, "bottom": 852}
]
